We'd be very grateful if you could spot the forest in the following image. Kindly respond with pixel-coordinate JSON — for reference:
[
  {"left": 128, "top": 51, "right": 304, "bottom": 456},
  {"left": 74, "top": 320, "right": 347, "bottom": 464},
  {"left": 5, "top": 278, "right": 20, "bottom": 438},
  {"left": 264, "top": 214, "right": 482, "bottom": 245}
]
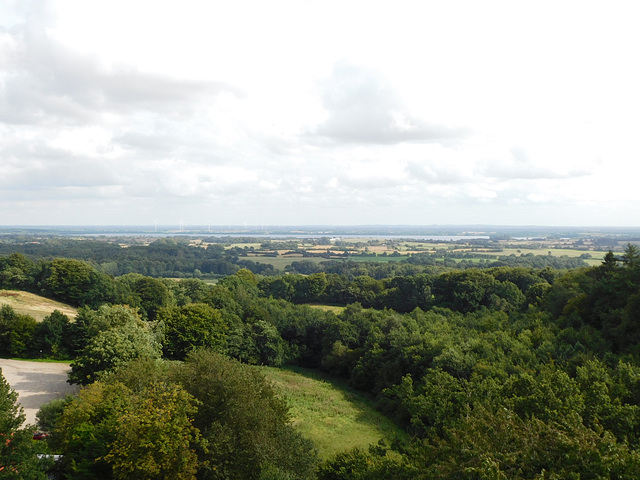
[{"left": 2, "top": 238, "right": 640, "bottom": 479}]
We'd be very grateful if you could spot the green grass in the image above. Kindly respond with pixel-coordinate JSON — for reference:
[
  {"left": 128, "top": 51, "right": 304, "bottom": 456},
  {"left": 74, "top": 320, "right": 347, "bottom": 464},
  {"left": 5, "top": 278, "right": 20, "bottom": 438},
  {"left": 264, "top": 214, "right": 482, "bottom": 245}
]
[
  {"left": 306, "top": 304, "right": 346, "bottom": 315},
  {"left": 260, "top": 366, "right": 408, "bottom": 459},
  {"left": 6, "top": 357, "right": 71, "bottom": 363}
]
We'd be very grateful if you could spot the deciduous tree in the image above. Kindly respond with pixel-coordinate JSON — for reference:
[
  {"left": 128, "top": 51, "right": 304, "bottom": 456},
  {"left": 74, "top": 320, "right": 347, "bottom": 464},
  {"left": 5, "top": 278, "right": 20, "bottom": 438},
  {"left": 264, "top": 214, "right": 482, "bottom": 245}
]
[
  {"left": 69, "top": 313, "right": 161, "bottom": 385},
  {"left": 172, "top": 350, "right": 317, "bottom": 479},
  {"left": 53, "top": 379, "right": 200, "bottom": 480},
  {"left": 157, "top": 303, "right": 227, "bottom": 360}
]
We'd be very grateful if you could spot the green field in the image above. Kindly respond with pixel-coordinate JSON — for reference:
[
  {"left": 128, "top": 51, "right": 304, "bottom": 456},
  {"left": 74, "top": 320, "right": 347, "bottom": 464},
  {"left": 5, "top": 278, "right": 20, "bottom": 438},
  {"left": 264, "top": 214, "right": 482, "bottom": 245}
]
[
  {"left": 307, "top": 304, "right": 346, "bottom": 315},
  {"left": 261, "top": 366, "right": 407, "bottom": 459},
  {"left": 499, "top": 248, "right": 606, "bottom": 266}
]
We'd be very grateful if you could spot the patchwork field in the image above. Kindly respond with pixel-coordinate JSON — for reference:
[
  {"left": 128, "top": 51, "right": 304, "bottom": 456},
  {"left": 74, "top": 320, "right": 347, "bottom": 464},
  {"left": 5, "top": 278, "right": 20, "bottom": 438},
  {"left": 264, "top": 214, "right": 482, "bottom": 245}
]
[{"left": 212, "top": 236, "right": 611, "bottom": 270}]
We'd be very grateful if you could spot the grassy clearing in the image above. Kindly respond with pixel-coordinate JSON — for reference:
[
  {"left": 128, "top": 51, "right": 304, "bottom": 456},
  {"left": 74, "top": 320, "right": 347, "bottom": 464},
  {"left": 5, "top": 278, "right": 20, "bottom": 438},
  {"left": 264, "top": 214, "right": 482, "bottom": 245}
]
[
  {"left": 261, "top": 366, "right": 408, "bottom": 459},
  {"left": 306, "top": 304, "right": 346, "bottom": 315},
  {"left": 0, "top": 290, "right": 78, "bottom": 321}
]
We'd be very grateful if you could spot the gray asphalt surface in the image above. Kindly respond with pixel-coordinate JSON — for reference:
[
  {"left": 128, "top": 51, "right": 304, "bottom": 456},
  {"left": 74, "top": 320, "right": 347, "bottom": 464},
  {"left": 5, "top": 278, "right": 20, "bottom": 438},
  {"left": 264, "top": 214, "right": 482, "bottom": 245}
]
[{"left": 0, "top": 359, "right": 78, "bottom": 426}]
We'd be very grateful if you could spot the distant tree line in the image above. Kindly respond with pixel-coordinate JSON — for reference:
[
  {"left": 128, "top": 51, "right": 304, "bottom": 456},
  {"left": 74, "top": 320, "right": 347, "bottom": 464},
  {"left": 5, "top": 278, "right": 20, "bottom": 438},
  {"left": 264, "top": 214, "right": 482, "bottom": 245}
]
[
  {"left": 0, "top": 237, "right": 588, "bottom": 282},
  {"left": 0, "top": 238, "right": 276, "bottom": 278}
]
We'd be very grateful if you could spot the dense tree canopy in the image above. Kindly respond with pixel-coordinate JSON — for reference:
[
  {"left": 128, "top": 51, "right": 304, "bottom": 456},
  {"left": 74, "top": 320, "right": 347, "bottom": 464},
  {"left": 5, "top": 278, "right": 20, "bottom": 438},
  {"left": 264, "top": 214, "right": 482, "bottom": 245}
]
[
  {"left": 50, "top": 354, "right": 316, "bottom": 480},
  {"left": 172, "top": 350, "right": 317, "bottom": 479},
  {"left": 52, "top": 377, "right": 200, "bottom": 480},
  {"left": 157, "top": 303, "right": 228, "bottom": 360},
  {"left": 68, "top": 305, "right": 162, "bottom": 385},
  {"left": 0, "top": 304, "right": 39, "bottom": 357},
  {"left": 3, "top": 241, "right": 640, "bottom": 477}
]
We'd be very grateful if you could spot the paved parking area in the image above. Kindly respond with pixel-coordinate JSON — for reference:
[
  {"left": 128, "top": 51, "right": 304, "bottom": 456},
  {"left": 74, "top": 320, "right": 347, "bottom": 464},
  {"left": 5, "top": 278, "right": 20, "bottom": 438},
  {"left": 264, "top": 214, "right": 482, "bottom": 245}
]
[{"left": 0, "top": 359, "right": 78, "bottom": 426}]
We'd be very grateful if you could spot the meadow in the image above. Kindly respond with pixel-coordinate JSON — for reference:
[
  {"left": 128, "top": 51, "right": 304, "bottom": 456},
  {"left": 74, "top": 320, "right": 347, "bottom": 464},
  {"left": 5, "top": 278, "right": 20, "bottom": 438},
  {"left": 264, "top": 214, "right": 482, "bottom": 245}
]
[
  {"left": 306, "top": 304, "right": 346, "bottom": 315},
  {"left": 261, "top": 366, "right": 408, "bottom": 459}
]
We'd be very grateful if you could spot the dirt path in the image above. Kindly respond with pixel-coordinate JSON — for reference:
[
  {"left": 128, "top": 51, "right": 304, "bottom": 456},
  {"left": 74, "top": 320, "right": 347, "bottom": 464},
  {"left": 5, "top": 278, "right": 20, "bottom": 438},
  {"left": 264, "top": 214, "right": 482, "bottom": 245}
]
[{"left": 0, "top": 359, "right": 78, "bottom": 426}]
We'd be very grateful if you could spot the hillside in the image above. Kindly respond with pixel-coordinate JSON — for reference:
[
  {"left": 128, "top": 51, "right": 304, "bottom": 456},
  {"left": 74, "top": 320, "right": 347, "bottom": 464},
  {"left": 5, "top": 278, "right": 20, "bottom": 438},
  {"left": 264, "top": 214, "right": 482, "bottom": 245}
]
[
  {"left": 262, "top": 366, "right": 408, "bottom": 459},
  {"left": 0, "top": 289, "right": 78, "bottom": 321}
]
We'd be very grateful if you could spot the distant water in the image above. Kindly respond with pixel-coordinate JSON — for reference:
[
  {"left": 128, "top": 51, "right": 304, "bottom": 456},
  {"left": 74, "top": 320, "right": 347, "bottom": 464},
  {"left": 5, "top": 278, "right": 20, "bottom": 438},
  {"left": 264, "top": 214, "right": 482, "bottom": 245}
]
[{"left": 79, "top": 233, "right": 490, "bottom": 241}]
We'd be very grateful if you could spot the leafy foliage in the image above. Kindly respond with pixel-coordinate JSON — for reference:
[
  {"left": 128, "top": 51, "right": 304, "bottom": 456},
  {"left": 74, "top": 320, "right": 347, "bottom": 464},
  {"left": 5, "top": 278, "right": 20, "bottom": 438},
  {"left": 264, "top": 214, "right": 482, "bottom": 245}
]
[
  {"left": 171, "top": 350, "right": 317, "bottom": 479},
  {"left": 157, "top": 303, "right": 228, "bottom": 360},
  {"left": 415, "top": 407, "right": 640, "bottom": 479},
  {"left": 53, "top": 354, "right": 317, "bottom": 480},
  {"left": 34, "top": 310, "right": 72, "bottom": 358},
  {"left": 36, "top": 397, "right": 70, "bottom": 433},
  {"left": 317, "top": 444, "right": 415, "bottom": 480},
  {"left": 101, "top": 382, "right": 200, "bottom": 480},
  {"left": 38, "top": 258, "right": 116, "bottom": 307},
  {"left": 68, "top": 305, "right": 161, "bottom": 385},
  {"left": 52, "top": 378, "right": 200, "bottom": 480},
  {"left": 0, "top": 304, "right": 38, "bottom": 357}
]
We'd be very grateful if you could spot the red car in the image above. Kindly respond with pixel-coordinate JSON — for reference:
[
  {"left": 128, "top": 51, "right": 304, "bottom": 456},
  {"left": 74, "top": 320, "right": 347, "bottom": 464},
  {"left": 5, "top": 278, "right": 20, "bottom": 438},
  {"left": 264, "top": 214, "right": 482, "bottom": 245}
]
[{"left": 32, "top": 431, "right": 48, "bottom": 440}]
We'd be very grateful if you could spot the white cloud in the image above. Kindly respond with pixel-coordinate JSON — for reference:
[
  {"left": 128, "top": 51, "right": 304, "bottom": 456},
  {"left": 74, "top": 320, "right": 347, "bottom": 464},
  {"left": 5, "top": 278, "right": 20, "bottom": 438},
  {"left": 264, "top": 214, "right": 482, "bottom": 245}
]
[
  {"left": 480, "top": 147, "right": 593, "bottom": 181},
  {"left": 311, "top": 62, "right": 469, "bottom": 145},
  {"left": 1, "top": 0, "right": 640, "bottom": 226}
]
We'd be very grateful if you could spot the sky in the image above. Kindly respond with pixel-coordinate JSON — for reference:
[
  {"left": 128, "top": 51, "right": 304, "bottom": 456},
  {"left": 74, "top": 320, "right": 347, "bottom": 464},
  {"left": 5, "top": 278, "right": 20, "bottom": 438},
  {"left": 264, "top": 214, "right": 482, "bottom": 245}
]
[{"left": 1, "top": 0, "right": 639, "bottom": 227}]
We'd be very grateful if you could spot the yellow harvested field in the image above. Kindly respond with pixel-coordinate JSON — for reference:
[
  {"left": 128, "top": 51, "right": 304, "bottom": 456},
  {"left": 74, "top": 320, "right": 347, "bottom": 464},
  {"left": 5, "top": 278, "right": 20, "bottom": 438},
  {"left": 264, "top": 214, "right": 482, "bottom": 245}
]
[
  {"left": 0, "top": 290, "right": 78, "bottom": 321},
  {"left": 365, "top": 245, "right": 389, "bottom": 253}
]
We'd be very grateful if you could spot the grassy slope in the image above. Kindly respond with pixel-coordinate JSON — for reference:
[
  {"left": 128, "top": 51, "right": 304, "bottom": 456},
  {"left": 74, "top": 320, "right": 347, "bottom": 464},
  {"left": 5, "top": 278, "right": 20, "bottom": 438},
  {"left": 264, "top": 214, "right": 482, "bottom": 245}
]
[
  {"left": 0, "top": 290, "right": 78, "bottom": 321},
  {"left": 261, "top": 366, "right": 408, "bottom": 459}
]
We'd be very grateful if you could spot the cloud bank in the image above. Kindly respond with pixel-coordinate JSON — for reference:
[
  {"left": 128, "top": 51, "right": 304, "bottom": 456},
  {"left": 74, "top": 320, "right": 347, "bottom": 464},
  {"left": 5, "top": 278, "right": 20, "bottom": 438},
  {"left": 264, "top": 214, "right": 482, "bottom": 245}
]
[{"left": 1, "top": 1, "right": 640, "bottom": 226}]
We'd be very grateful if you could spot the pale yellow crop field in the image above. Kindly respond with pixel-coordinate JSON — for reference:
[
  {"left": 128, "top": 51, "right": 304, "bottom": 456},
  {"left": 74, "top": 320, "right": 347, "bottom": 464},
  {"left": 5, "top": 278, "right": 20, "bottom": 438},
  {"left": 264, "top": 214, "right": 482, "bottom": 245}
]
[{"left": 0, "top": 290, "right": 78, "bottom": 321}]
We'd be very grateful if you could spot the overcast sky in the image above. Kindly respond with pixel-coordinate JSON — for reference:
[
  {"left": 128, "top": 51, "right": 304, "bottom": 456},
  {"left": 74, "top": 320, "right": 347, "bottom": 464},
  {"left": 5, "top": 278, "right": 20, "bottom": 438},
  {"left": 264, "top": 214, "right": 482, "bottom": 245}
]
[{"left": 1, "top": 1, "right": 639, "bottom": 227}]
